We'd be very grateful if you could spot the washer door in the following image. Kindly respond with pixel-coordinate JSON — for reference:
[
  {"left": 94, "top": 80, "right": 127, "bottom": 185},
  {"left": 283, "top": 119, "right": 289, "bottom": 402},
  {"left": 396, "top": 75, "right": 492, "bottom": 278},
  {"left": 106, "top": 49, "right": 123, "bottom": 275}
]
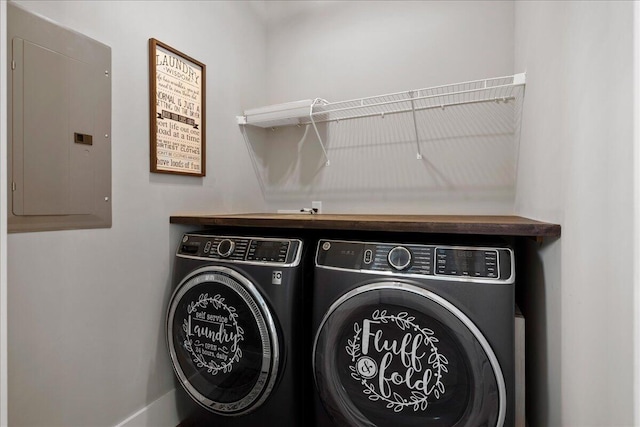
[
  {"left": 313, "top": 282, "right": 505, "bottom": 427},
  {"left": 167, "top": 266, "right": 279, "bottom": 415}
]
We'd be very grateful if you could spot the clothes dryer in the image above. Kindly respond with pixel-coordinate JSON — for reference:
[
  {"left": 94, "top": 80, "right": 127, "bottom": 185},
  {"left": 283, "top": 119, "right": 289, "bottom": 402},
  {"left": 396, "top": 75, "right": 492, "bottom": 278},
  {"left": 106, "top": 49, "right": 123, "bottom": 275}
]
[
  {"left": 312, "top": 239, "right": 515, "bottom": 427},
  {"left": 167, "top": 232, "right": 308, "bottom": 426}
]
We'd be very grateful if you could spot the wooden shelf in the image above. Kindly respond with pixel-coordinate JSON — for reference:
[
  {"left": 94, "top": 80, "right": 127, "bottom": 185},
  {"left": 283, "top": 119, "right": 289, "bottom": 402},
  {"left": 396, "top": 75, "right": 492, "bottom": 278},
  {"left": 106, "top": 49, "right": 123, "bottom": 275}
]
[{"left": 170, "top": 213, "right": 560, "bottom": 240}]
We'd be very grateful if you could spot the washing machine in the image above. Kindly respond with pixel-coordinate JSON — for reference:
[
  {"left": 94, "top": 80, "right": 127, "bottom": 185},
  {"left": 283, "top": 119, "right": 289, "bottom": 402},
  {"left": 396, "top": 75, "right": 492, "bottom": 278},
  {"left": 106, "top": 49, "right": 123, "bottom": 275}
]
[
  {"left": 312, "top": 238, "right": 515, "bottom": 427},
  {"left": 167, "top": 232, "right": 309, "bottom": 426}
]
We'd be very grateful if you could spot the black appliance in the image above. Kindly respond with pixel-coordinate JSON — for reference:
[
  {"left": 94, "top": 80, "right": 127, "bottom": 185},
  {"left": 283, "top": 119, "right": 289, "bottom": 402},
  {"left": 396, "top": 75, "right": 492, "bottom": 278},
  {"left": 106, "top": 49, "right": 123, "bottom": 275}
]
[
  {"left": 312, "top": 238, "right": 515, "bottom": 427},
  {"left": 167, "top": 232, "right": 308, "bottom": 426}
]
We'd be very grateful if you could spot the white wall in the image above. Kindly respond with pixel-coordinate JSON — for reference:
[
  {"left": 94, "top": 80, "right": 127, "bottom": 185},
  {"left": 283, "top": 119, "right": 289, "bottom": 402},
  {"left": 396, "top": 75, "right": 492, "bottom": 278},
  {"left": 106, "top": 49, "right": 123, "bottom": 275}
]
[
  {"left": 514, "top": 1, "right": 635, "bottom": 425},
  {"left": 1, "top": 1, "right": 8, "bottom": 425},
  {"left": 6, "top": 1, "right": 267, "bottom": 426},
  {"left": 258, "top": 1, "right": 517, "bottom": 215},
  {"left": 635, "top": 4, "right": 640, "bottom": 424}
]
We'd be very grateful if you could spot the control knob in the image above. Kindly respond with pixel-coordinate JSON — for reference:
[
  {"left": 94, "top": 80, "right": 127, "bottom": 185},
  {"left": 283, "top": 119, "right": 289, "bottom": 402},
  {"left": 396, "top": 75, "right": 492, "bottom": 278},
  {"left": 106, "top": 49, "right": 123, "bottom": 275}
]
[
  {"left": 387, "top": 246, "right": 412, "bottom": 271},
  {"left": 217, "top": 239, "right": 235, "bottom": 258}
]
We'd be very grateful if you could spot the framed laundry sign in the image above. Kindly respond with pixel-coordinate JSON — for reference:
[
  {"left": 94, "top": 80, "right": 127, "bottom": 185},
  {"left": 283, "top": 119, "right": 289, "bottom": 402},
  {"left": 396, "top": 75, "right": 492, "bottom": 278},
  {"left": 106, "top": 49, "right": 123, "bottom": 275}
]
[{"left": 149, "top": 38, "right": 206, "bottom": 176}]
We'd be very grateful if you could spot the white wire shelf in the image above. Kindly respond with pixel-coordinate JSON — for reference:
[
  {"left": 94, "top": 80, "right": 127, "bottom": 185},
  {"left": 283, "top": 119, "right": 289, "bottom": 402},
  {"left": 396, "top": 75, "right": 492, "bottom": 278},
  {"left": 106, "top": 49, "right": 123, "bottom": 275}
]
[
  {"left": 311, "top": 73, "right": 525, "bottom": 124},
  {"left": 237, "top": 73, "right": 526, "bottom": 166}
]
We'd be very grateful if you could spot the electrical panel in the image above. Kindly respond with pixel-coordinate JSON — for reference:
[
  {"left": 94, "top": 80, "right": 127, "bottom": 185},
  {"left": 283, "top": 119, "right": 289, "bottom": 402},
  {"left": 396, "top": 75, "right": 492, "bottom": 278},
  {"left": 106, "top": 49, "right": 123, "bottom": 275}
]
[{"left": 8, "top": 3, "right": 111, "bottom": 232}]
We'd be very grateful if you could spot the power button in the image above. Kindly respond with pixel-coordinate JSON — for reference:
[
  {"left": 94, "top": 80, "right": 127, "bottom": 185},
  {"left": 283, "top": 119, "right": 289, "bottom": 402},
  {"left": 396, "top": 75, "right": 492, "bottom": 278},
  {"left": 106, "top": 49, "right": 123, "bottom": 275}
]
[{"left": 363, "top": 249, "right": 373, "bottom": 265}]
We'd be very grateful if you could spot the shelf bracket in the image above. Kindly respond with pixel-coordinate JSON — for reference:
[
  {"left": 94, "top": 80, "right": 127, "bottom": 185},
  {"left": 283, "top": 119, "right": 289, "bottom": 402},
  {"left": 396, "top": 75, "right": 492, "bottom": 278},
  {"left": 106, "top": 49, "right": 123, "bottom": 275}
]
[
  {"left": 310, "top": 99, "right": 331, "bottom": 166},
  {"left": 410, "top": 92, "right": 422, "bottom": 160},
  {"left": 240, "top": 124, "right": 266, "bottom": 195}
]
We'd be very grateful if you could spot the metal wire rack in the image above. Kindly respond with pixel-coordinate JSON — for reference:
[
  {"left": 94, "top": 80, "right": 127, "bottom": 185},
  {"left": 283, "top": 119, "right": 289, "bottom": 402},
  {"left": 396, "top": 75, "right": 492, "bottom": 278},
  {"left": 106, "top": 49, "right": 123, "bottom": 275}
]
[{"left": 238, "top": 73, "right": 526, "bottom": 166}]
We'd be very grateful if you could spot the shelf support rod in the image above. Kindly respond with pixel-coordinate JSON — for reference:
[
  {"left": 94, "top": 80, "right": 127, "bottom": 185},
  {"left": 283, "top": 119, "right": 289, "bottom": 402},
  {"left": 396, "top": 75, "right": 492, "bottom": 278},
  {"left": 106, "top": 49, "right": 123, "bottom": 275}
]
[
  {"left": 410, "top": 91, "right": 422, "bottom": 160},
  {"left": 240, "top": 125, "right": 266, "bottom": 195},
  {"left": 310, "top": 99, "right": 331, "bottom": 166}
]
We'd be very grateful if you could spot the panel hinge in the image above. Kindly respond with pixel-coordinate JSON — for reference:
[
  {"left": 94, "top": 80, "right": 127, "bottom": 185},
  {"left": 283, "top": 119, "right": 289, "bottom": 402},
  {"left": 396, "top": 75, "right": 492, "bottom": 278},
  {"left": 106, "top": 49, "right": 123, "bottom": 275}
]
[
  {"left": 11, "top": 60, "right": 16, "bottom": 70},
  {"left": 12, "top": 182, "right": 16, "bottom": 191}
]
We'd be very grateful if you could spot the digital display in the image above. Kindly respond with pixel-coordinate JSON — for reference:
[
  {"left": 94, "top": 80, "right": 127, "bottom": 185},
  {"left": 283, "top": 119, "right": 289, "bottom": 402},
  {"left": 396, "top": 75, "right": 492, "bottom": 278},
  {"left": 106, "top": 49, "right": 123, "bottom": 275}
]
[
  {"left": 249, "top": 240, "right": 287, "bottom": 262},
  {"left": 436, "top": 248, "right": 498, "bottom": 278},
  {"left": 453, "top": 250, "right": 484, "bottom": 274}
]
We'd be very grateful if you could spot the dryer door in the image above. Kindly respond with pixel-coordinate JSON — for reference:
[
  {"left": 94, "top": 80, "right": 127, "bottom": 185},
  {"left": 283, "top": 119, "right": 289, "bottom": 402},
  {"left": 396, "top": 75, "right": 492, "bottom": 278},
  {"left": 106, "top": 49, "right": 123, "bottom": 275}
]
[
  {"left": 313, "top": 282, "right": 505, "bottom": 427},
  {"left": 167, "top": 266, "right": 279, "bottom": 415}
]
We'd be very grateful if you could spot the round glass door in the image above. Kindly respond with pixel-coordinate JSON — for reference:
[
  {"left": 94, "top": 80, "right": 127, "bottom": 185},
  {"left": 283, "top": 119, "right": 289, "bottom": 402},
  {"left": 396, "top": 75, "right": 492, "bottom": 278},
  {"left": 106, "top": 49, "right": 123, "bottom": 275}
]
[
  {"left": 167, "top": 266, "right": 279, "bottom": 415},
  {"left": 313, "top": 282, "right": 505, "bottom": 427}
]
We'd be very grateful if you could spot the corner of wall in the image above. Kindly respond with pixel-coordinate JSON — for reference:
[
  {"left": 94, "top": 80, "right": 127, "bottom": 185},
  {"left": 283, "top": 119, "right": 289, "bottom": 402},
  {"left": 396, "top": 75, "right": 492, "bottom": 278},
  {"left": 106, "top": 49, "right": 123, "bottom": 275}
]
[
  {"left": 634, "top": 2, "right": 640, "bottom": 425},
  {"left": 113, "top": 389, "right": 179, "bottom": 427}
]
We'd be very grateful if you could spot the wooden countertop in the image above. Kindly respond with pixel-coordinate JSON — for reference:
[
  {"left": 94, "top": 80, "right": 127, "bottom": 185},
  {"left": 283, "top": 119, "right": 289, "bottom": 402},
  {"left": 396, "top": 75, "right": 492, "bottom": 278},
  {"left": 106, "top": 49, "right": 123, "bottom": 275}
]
[{"left": 170, "top": 213, "right": 560, "bottom": 239}]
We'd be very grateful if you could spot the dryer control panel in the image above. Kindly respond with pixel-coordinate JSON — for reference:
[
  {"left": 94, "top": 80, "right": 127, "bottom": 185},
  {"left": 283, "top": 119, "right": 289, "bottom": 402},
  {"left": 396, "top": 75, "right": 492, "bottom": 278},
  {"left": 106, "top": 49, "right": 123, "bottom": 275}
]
[
  {"left": 316, "top": 239, "right": 513, "bottom": 283},
  {"left": 178, "top": 234, "right": 303, "bottom": 267}
]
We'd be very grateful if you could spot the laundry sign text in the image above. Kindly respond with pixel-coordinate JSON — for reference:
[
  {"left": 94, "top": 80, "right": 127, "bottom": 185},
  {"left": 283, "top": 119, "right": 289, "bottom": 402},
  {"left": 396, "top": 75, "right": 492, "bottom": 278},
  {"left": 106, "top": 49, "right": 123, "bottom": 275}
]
[{"left": 149, "top": 38, "right": 206, "bottom": 176}]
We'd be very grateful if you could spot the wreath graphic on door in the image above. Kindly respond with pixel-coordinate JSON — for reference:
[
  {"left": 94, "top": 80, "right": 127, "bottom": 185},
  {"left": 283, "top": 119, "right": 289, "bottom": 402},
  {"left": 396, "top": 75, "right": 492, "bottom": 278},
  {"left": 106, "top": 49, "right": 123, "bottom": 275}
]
[
  {"left": 182, "top": 293, "right": 245, "bottom": 375},
  {"left": 345, "top": 310, "right": 449, "bottom": 413}
]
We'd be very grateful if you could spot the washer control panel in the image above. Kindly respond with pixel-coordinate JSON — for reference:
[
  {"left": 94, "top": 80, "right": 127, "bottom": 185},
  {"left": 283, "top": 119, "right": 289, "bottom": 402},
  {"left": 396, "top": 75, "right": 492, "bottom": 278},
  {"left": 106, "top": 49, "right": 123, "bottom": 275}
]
[
  {"left": 316, "top": 239, "right": 513, "bottom": 282},
  {"left": 178, "top": 234, "right": 302, "bottom": 266}
]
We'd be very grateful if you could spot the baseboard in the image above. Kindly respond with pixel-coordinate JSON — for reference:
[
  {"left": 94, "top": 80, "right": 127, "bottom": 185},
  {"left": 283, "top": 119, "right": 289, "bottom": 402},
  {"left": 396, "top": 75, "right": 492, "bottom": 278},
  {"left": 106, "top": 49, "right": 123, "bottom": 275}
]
[{"left": 114, "top": 388, "right": 180, "bottom": 427}]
